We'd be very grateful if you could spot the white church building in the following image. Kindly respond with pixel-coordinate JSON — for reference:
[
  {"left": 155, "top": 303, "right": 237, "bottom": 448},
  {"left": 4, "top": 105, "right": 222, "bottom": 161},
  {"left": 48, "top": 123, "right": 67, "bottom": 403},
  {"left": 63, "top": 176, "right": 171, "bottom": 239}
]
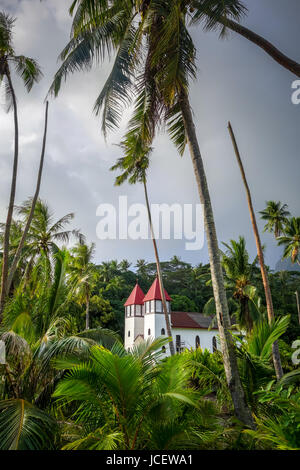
[{"left": 124, "top": 278, "right": 219, "bottom": 355}]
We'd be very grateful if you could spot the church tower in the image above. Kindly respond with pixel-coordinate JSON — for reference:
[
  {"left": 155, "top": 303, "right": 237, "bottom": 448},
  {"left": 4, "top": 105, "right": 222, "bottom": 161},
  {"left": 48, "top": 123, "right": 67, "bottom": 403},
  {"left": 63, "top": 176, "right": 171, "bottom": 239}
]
[
  {"left": 124, "top": 282, "right": 145, "bottom": 351},
  {"left": 143, "top": 277, "right": 172, "bottom": 355}
]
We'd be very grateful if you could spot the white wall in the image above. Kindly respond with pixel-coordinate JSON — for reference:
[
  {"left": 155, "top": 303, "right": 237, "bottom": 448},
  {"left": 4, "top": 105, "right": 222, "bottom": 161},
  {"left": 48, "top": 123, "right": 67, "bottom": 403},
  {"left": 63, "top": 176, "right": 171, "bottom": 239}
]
[
  {"left": 124, "top": 315, "right": 144, "bottom": 351},
  {"left": 144, "top": 312, "right": 172, "bottom": 356},
  {"left": 172, "top": 328, "right": 219, "bottom": 354},
  {"left": 125, "top": 309, "right": 219, "bottom": 356}
]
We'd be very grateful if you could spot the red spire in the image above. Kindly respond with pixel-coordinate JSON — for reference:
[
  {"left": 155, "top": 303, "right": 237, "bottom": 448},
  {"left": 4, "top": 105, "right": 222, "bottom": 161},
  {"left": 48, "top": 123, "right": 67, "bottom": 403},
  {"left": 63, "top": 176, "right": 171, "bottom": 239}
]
[
  {"left": 124, "top": 282, "right": 145, "bottom": 306},
  {"left": 143, "top": 277, "right": 171, "bottom": 302}
]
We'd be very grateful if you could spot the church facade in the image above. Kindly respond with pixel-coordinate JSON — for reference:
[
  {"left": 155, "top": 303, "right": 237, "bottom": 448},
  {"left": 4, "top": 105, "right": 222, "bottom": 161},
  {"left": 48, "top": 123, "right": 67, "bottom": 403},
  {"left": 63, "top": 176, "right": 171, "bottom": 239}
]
[{"left": 124, "top": 278, "right": 219, "bottom": 356}]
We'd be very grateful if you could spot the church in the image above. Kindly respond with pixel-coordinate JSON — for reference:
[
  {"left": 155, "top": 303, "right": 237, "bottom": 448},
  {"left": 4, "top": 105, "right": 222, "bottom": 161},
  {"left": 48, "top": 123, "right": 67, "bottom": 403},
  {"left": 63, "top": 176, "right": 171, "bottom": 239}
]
[{"left": 124, "top": 278, "right": 219, "bottom": 355}]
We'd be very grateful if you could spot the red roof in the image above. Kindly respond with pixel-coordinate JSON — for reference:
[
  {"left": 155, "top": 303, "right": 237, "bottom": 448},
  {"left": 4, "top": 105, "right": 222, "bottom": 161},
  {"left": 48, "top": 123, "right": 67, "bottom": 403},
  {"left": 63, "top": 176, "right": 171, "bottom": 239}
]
[
  {"left": 124, "top": 283, "right": 145, "bottom": 306},
  {"left": 143, "top": 277, "right": 171, "bottom": 302},
  {"left": 171, "top": 312, "right": 218, "bottom": 329}
]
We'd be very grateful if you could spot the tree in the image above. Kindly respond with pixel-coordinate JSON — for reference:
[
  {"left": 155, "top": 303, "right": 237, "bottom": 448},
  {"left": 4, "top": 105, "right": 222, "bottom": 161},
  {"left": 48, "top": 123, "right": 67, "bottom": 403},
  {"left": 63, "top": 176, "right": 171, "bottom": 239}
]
[
  {"left": 0, "top": 245, "right": 119, "bottom": 449},
  {"left": 0, "top": 11, "right": 42, "bottom": 318},
  {"left": 53, "top": 340, "right": 208, "bottom": 450},
  {"left": 190, "top": 0, "right": 300, "bottom": 78},
  {"left": 278, "top": 218, "right": 300, "bottom": 266},
  {"left": 15, "top": 199, "right": 84, "bottom": 262},
  {"left": 49, "top": 0, "right": 253, "bottom": 427},
  {"left": 111, "top": 141, "right": 175, "bottom": 356},
  {"left": 228, "top": 122, "right": 283, "bottom": 380},
  {"left": 5, "top": 102, "right": 50, "bottom": 298},
  {"left": 68, "top": 242, "right": 99, "bottom": 329},
  {"left": 221, "top": 237, "right": 261, "bottom": 332},
  {"left": 119, "top": 259, "right": 131, "bottom": 272},
  {"left": 260, "top": 201, "right": 290, "bottom": 239}
]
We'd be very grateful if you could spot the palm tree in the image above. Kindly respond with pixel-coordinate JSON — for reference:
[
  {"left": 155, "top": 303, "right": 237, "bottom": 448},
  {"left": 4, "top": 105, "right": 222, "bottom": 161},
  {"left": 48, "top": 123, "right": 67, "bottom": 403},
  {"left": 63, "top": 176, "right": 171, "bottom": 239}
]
[
  {"left": 135, "top": 259, "right": 148, "bottom": 279},
  {"left": 260, "top": 201, "right": 290, "bottom": 239},
  {"left": 189, "top": 1, "right": 300, "bottom": 78},
  {"left": 53, "top": 340, "right": 208, "bottom": 450},
  {"left": 0, "top": 11, "right": 42, "bottom": 318},
  {"left": 119, "top": 259, "right": 132, "bottom": 272},
  {"left": 5, "top": 102, "right": 50, "bottom": 299},
  {"left": 68, "top": 242, "right": 99, "bottom": 329},
  {"left": 0, "top": 246, "right": 119, "bottom": 449},
  {"left": 228, "top": 122, "right": 283, "bottom": 380},
  {"left": 221, "top": 237, "right": 261, "bottom": 332},
  {"left": 278, "top": 218, "right": 300, "bottom": 266},
  {"left": 49, "top": 0, "right": 253, "bottom": 427},
  {"left": 15, "top": 199, "right": 84, "bottom": 262},
  {"left": 111, "top": 141, "right": 175, "bottom": 356}
]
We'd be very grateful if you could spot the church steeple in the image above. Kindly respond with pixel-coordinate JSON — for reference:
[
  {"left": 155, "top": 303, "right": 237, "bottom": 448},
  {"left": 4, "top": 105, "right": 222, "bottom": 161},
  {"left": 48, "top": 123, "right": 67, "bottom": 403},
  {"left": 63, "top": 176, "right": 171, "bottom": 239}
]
[
  {"left": 143, "top": 277, "right": 171, "bottom": 316},
  {"left": 124, "top": 282, "right": 145, "bottom": 307}
]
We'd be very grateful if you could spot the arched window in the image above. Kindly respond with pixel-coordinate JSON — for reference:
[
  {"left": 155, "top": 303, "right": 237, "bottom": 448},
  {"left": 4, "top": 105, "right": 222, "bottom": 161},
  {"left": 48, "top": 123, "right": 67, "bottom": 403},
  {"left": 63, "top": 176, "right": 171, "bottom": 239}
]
[
  {"left": 128, "top": 330, "right": 130, "bottom": 337},
  {"left": 161, "top": 328, "right": 165, "bottom": 335},
  {"left": 148, "top": 328, "right": 151, "bottom": 335},
  {"left": 212, "top": 336, "right": 217, "bottom": 352},
  {"left": 195, "top": 335, "right": 200, "bottom": 348},
  {"left": 162, "top": 346, "right": 166, "bottom": 353}
]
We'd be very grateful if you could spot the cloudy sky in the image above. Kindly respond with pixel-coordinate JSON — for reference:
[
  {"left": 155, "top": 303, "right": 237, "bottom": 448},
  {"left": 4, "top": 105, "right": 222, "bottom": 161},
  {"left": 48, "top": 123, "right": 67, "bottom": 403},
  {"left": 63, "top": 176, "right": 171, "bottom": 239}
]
[{"left": 0, "top": 0, "right": 299, "bottom": 269}]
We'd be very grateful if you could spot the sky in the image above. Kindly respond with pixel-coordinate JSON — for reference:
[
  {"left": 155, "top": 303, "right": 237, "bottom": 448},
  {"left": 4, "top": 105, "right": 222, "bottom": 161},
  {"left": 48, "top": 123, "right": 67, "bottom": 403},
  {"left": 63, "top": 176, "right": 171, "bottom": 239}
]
[{"left": 0, "top": 0, "right": 299, "bottom": 269}]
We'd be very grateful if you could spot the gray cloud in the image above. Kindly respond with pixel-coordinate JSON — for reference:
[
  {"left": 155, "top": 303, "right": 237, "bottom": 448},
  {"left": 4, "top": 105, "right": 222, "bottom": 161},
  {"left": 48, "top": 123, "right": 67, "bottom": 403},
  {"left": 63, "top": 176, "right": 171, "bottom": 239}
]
[{"left": 0, "top": 0, "right": 299, "bottom": 268}]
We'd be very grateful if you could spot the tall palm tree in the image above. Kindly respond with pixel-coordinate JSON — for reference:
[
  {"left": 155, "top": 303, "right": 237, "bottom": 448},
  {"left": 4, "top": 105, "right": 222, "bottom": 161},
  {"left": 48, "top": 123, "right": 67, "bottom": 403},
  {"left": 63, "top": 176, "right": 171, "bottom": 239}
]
[
  {"left": 49, "top": 0, "right": 253, "bottom": 427},
  {"left": 278, "top": 218, "right": 300, "bottom": 266},
  {"left": 5, "top": 102, "right": 50, "bottom": 298},
  {"left": 15, "top": 199, "right": 84, "bottom": 262},
  {"left": 260, "top": 201, "right": 290, "bottom": 239},
  {"left": 221, "top": 237, "right": 261, "bottom": 332},
  {"left": 190, "top": 0, "right": 300, "bottom": 78},
  {"left": 68, "top": 242, "right": 99, "bottom": 329},
  {"left": 111, "top": 141, "right": 175, "bottom": 356},
  {"left": 228, "top": 122, "right": 283, "bottom": 380},
  {"left": 0, "top": 11, "right": 42, "bottom": 318}
]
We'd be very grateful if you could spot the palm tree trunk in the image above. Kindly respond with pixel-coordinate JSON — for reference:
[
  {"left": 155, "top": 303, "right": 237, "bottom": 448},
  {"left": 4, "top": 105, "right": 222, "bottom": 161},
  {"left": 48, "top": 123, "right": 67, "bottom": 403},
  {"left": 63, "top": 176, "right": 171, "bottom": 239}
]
[
  {"left": 295, "top": 291, "right": 300, "bottom": 326},
  {"left": 6, "top": 102, "right": 49, "bottom": 295},
  {"left": 86, "top": 292, "right": 90, "bottom": 330},
  {"left": 143, "top": 179, "right": 175, "bottom": 356},
  {"left": 219, "top": 18, "right": 300, "bottom": 78},
  {"left": 0, "top": 70, "right": 19, "bottom": 321},
  {"left": 228, "top": 121, "right": 283, "bottom": 380},
  {"left": 179, "top": 91, "right": 254, "bottom": 429}
]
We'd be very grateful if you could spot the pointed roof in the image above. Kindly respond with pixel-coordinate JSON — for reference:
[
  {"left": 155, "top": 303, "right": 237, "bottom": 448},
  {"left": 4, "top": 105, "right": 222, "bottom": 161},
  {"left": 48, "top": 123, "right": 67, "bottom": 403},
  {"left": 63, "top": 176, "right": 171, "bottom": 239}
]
[
  {"left": 143, "top": 277, "right": 171, "bottom": 302},
  {"left": 124, "top": 283, "right": 145, "bottom": 306}
]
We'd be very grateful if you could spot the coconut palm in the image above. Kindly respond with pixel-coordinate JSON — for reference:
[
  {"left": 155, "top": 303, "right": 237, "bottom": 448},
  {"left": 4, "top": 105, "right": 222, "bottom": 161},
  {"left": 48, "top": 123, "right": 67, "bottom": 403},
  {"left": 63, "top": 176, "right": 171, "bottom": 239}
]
[
  {"left": 68, "top": 242, "right": 99, "bottom": 329},
  {"left": 49, "top": 0, "right": 253, "bottom": 427},
  {"left": 5, "top": 102, "right": 50, "bottom": 298},
  {"left": 278, "top": 218, "right": 300, "bottom": 266},
  {"left": 118, "top": 259, "right": 132, "bottom": 272},
  {"left": 228, "top": 122, "right": 283, "bottom": 380},
  {"left": 15, "top": 199, "right": 84, "bottom": 262},
  {"left": 260, "top": 201, "right": 290, "bottom": 239},
  {"left": 189, "top": 0, "right": 300, "bottom": 78},
  {"left": 0, "top": 11, "right": 42, "bottom": 318},
  {"left": 111, "top": 141, "right": 175, "bottom": 356},
  {"left": 221, "top": 237, "right": 261, "bottom": 332}
]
